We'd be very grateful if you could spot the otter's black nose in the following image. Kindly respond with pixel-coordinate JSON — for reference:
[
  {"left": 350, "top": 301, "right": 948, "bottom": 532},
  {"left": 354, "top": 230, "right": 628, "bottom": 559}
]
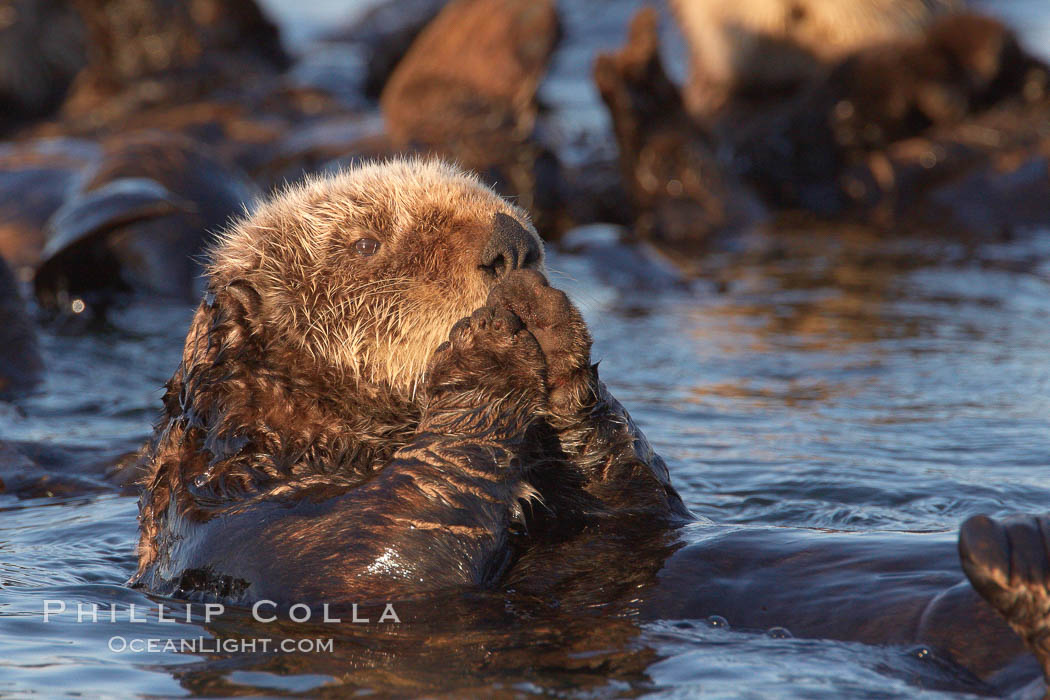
[{"left": 480, "top": 212, "right": 542, "bottom": 278}]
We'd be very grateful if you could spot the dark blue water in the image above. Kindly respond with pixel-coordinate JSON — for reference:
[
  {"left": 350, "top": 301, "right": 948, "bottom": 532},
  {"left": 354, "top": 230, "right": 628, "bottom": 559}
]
[{"left": 2, "top": 1, "right": 1050, "bottom": 697}]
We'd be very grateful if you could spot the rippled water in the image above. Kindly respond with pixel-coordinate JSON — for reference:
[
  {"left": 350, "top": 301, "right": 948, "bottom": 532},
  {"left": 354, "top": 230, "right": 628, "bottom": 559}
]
[
  {"left": 3, "top": 223, "right": 1048, "bottom": 697},
  {"left": 3, "top": 1, "right": 1050, "bottom": 698}
]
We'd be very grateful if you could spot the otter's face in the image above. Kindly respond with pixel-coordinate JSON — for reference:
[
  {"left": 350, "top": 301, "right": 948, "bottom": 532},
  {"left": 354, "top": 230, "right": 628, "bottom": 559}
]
[{"left": 207, "top": 160, "right": 545, "bottom": 397}]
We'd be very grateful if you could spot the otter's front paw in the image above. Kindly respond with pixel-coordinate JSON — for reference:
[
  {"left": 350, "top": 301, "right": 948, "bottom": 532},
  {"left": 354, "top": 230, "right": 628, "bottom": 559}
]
[
  {"left": 427, "top": 306, "right": 547, "bottom": 404},
  {"left": 960, "top": 514, "right": 1050, "bottom": 680},
  {"left": 486, "top": 270, "right": 593, "bottom": 415}
]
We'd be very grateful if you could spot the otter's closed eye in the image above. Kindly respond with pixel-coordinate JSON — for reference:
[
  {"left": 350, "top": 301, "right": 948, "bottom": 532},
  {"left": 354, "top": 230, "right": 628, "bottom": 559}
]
[{"left": 354, "top": 238, "right": 380, "bottom": 256}]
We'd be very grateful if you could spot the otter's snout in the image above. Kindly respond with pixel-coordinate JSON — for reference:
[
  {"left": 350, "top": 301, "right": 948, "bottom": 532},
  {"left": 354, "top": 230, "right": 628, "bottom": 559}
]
[{"left": 480, "top": 213, "right": 542, "bottom": 278}]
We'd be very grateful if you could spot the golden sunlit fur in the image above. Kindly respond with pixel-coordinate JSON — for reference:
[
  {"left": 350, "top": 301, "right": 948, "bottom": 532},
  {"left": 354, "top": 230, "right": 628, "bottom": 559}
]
[{"left": 207, "top": 158, "right": 542, "bottom": 397}]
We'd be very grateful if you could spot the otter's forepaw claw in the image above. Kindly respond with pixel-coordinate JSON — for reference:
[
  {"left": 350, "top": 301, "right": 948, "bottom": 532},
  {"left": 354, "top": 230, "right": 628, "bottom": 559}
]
[
  {"left": 449, "top": 306, "right": 524, "bottom": 350},
  {"left": 960, "top": 514, "right": 1050, "bottom": 680},
  {"left": 487, "top": 269, "right": 593, "bottom": 414},
  {"left": 427, "top": 306, "right": 546, "bottom": 404}
]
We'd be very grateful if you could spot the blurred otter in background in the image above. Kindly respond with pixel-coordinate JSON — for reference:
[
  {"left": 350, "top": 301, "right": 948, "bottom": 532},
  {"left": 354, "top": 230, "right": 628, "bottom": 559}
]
[
  {"left": 61, "top": 0, "right": 287, "bottom": 122},
  {"left": 0, "top": 0, "right": 288, "bottom": 136},
  {"left": 671, "top": 0, "right": 964, "bottom": 118},
  {"left": 380, "top": 0, "right": 567, "bottom": 234},
  {"left": 0, "top": 131, "right": 259, "bottom": 315},
  {"left": 593, "top": 9, "right": 760, "bottom": 250},
  {"left": 32, "top": 131, "right": 261, "bottom": 314},
  {"left": 600, "top": 6, "right": 1050, "bottom": 237},
  {"left": 735, "top": 12, "right": 1050, "bottom": 222}
]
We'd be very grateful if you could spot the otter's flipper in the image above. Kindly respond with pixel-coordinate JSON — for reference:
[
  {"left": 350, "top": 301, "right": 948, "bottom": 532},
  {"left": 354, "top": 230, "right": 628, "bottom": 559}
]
[
  {"left": 488, "top": 269, "right": 691, "bottom": 522},
  {"left": 40, "top": 177, "right": 188, "bottom": 261},
  {"left": 960, "top": 514, "right": 1050, "bottom": 682},
  {"left": 34, "top": 178, "right": 198, "bottom": 309}
]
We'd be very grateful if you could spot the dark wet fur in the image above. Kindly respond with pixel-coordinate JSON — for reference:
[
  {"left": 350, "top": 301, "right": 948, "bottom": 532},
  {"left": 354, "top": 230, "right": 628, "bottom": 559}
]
[
  {"left": 128, "top": 160, "right": 686, "bottom": 603},
  {"left": 132, "top": 264, "right": 688, "bottom": 602},
  {"left": 133, "top": 280, "right": 421, "bottom": 580}
]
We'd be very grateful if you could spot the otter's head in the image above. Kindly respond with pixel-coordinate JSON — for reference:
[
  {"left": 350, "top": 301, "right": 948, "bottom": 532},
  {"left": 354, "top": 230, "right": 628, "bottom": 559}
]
[{"left": 207, "top": 158, "right": 544, "bottom": 398}]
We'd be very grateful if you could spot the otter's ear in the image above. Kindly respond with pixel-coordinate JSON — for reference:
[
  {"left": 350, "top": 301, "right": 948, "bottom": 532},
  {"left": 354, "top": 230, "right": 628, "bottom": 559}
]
[
  {"left": 169, "top": 279, "right": 264, "bottom": 417},
  {"left": 180, "top": 279, "right": 264, "bottom": 374},
  {"left": 213, "top": 279, "right": 264, "bottom": 323}
]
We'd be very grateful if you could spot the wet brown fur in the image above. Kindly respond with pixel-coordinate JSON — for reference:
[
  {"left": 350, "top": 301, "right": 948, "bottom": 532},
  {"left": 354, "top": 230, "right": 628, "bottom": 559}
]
[{"left": 132, "top": 158, "right": 685, "bottom": 600}]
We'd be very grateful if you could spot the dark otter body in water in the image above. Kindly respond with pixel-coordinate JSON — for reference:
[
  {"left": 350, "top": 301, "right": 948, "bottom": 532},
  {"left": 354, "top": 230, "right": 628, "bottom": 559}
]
[
  {"left": 132, "top": 159, "right": 1050, "bottom": 695},
  {"left": 670, "top": 0, "right": 963, "bottom": 118}
]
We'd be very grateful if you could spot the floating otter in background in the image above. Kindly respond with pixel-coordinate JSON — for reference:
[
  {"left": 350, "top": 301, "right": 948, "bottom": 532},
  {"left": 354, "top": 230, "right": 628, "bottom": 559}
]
[
  {"left": 670, "top": 0, "right": 963, "bottom": 116},
  {"left": 11, "top": 0, "right": 374, "bottom": 196},
  {"left": 734, "top": 12, "right": 1050, "bottom": 220},
  {"left": 0, "top": 0, "right": 288, "bottom": 137},
  {"left": 0, "top": 131, "right": 259, "bottom": 314},
  {"left": 60, "top": 0, "right": 287, "bottom": 122},
  {"left": 32, "top": 131, "right": 260, "bottom": 313},
  {"left": 380, "top": 0, "right": 567, "bottom": 234},
  {"left": 593, "top": 8, "right": 759, "bottom": 250},
  {"left": 599, "top": 7, "right": 1050, "bottom": 234},
  {"left": 129, "top": 158, "right": 1050, "bottom": 694}
]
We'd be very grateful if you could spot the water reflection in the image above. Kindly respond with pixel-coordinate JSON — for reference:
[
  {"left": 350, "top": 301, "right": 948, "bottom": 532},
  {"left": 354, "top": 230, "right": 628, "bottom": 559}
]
[{"left": 552, "top": 221, "right": 1050, "bottom": 538}]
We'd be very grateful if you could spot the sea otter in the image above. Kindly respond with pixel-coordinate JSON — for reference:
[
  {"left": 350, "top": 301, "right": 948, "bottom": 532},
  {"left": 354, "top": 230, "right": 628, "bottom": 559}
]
[
  {"left": 0, "top": 131, "right": 259, "bottom": 314},
  {"left": 132, "top": 158, "right": 1050, "bottom": 693},
  {"left": 132, "top": 158, "right": 686, "bottom": 602}
]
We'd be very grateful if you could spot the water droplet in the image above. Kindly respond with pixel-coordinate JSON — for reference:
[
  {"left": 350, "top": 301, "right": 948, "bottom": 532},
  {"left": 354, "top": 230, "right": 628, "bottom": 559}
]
[
  {"left": 193, "top": 474, "right": 209, "bottom": 488},
  {"left": 767, "top": 626, "right": 792, "bottom": 639},
  {"left": 70, "top": 298, "right": 86, "bottom": 314},
  {"left": 913, "top": 646, "right": 932, "bottom": 661},
  {"left": 705, "top": 615, "right": 729, "bottom": 629}
]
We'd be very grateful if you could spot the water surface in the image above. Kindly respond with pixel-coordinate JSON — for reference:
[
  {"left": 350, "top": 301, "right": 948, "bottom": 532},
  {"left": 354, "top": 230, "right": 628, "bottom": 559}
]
[{"left": 2, "top": 0, "right": 1050, "bottom": 697}]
